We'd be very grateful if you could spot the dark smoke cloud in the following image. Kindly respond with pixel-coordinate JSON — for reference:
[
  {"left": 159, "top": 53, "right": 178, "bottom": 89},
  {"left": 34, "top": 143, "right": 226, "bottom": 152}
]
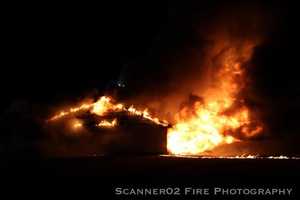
[{"left": 121, "top": 1, "right": 275, "bottom": 123}]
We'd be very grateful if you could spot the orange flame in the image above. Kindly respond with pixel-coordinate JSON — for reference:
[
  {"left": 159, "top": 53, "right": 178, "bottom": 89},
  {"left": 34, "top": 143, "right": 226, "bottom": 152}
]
[
  {"left": 167, "top": 41, "right": 263, "bottom": 155},
  {"left": 97, "top": 118, "right": 118, "bottom": 128},
  {"left": 48, "top": 103, "right": 93, "bottom": 121},
  {"left": 48, "top": 96, "right": 168, "bottom": 127},
  {"left": 48, "top": 40, "right": 263, "bottom": 156},
  {"left": 160, "top": 155, "right": 299, "bottom": 160},
  {"left": 72, "top": 122, "right": 83, "bottom": 129}
]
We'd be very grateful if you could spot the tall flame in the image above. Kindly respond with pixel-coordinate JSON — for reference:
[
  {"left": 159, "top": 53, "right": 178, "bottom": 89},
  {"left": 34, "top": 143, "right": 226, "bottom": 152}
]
[{"left": 167, "top": 40, "right": 263, "bottom": 155}]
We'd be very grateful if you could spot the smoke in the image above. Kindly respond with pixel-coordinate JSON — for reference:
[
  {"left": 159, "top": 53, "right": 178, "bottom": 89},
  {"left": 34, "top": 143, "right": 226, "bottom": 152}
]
[
  {"left": 121, "top": 1, "right": 273, "bottom": 124},
  {"left": 3, "top": 1, "right": 297, "bottom": 158}
]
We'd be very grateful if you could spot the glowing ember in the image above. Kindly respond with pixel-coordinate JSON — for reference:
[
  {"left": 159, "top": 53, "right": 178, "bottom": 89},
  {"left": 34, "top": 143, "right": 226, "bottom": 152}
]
[
  {"left": 167, "top": 41, "right": 264, "bottom": 155},
  {"left": 69, "top": 119, "right": 84, "bottom": 133},
  {"left": 97, "top": 118, "right": 118, "bottom": 128},
  {"left": 160, "top": 155, "right": 300, "bottom": 160},
  {"left": 73, "top": 122, "right": 83, "bottom": 129}
]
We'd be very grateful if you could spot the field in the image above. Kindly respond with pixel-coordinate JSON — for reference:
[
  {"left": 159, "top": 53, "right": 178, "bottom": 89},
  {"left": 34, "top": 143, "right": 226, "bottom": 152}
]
[{"left": 3, "top": 155, "right": 299, "bottom": 183}]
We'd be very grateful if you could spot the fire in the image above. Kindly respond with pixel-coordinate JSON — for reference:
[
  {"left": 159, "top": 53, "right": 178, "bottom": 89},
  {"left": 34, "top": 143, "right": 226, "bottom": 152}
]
[
  {"left": 48, "top": 96, "right": 168, "bottom": 127},
  {"left": 48, "top": 40, "right": 263, "bottom": 156},
  {"left": 48, "top": 103, "right": 93, "bottom": 121},
  {"left": 73, "top": 122, "right": 83, "bottom": 129},
  {"left": 91, "top": 96, "right": 124, "bottom": 116},
  {"left": 69, "top": 119, "right": 84, "bottom": 134},
  {"left": 167, "top": 41, "right": 263, "bottom": 155},
  {"left": 97, "top": 118, "right": 118, "bottom": 128},
  {"left": 160, "top": 155, "right": 300, "bottom": 160}
]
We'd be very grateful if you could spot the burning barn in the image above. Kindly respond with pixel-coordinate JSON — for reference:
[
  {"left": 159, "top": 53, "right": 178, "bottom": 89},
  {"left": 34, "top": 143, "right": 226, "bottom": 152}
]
[
  {"left": 40, "top": 1, "right": 297, "bottom": 159},
  {"left": 45, "top": 96, "right": 169, "bottom": 156}
]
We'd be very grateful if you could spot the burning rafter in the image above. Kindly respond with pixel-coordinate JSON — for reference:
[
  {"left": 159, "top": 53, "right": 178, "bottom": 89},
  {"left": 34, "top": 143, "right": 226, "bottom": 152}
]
[{"left": 48, "top": 96, "right": 168, "bottom": 127}]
